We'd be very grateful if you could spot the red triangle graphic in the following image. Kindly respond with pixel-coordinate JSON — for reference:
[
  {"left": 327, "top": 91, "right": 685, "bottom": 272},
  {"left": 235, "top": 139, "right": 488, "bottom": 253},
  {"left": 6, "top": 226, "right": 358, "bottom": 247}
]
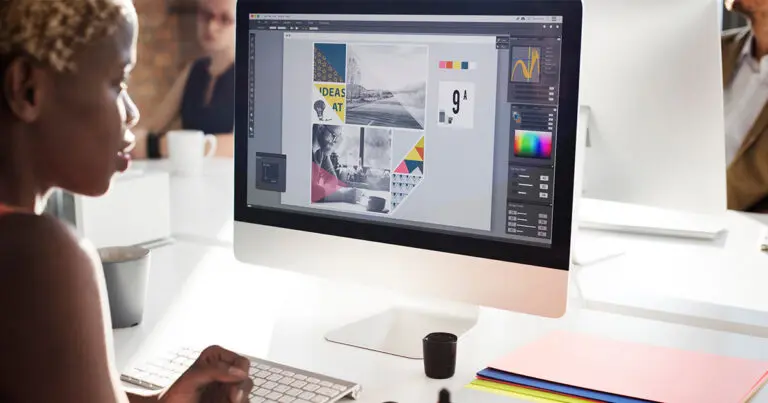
[
  {"left": 394, "top": 160, "right": 409, "bottom": 174},
  {"left": 416, "top": 147, "right": 424, "bottom": 160},
  {"left": 311, "top": 162, "right": 348, "bottom": 202}
]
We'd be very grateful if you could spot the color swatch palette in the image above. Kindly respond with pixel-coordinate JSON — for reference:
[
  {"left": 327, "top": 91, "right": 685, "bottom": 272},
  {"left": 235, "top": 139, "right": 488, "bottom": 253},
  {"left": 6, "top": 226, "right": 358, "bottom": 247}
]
[
  {"left": 439, "top": 61, "right": 477, "bottom": 70},
  {"left": 514, "top": 130, "right": 552, "bottom": 159}
]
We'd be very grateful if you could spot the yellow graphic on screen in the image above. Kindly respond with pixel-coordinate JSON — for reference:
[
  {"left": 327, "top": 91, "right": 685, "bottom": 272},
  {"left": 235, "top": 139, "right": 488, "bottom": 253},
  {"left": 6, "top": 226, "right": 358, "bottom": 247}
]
[
  {"left": 510, "top": 46, "right": 541, "bottom": 83},
  {"left": 314, "top": 83, "right": 346, "bottom": 122}
]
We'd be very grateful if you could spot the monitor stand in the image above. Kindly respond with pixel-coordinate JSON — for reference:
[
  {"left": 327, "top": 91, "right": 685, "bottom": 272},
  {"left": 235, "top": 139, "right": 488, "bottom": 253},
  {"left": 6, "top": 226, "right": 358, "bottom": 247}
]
[
  {"left": 570, "top": 105, "right": 723, "bottom": 268},
  {"left": 571, "top": 235, "right": 625, "bottom": 266},
  {"left": 570, "top": 105, "right": 627, "bottom": 267},
  {"left": 324, "top": 305, "right": 479, "bottom": 359},
  {"left": 575, "top": 105, "right": 726, "bottom": 241}
]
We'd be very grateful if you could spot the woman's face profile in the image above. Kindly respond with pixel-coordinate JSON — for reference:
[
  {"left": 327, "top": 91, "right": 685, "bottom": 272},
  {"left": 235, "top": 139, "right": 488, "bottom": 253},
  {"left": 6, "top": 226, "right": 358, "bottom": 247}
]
[
  {"left": 197, "top": 0, "right": 235, "bottom": 55},
  {"left": 0, "top": 0, "right": 140, "bottom": 197}
]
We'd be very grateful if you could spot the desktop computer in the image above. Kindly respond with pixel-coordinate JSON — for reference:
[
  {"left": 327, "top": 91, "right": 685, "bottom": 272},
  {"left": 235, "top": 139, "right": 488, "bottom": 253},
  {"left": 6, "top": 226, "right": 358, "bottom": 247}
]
[
  {"left": 576, "top": 0, "right": 727, "bottom": 237},
  {"left": 120, "top": 1, "right": 584, "bottom": 398},
  {"left": 232, "top": 0, "right": 584, "bottom": 359}
]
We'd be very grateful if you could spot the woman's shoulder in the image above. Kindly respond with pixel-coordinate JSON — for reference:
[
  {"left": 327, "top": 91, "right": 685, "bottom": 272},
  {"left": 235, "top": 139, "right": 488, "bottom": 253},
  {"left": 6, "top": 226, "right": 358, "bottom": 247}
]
[
  {"left": 0, "top": 213, "right": 96, "bottom": 284},
  {"left": 0, "top": 214, "right": 115, "bottom": 402},
  {"left": 0, "top": 213, "right": 104, "bottom": 336},
  {"left": 0, "top": 212, "right": 78, "bottom": 247}
]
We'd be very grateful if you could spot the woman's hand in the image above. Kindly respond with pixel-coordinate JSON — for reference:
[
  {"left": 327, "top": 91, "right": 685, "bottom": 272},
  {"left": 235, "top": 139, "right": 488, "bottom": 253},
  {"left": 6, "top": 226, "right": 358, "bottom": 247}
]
[{"left": 158, "top": 345, "right": 253, "bottom": 403}]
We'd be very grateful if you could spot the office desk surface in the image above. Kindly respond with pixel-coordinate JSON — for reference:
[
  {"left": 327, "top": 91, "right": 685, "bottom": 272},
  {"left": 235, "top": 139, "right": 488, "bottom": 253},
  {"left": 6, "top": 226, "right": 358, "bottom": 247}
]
[
  {"left": 127, "top": 159, "right": 768, "bottom": 339},
  {"left": 115, "top": 241, "right": 768, "bottom": 403},
  {"left": 577, "top": 211, "right": 768, "bottom": 336}
]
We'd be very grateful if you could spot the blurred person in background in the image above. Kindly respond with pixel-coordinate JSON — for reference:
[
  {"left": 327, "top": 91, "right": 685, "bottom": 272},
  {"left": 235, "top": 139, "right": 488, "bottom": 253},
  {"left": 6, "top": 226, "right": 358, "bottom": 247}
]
[
  {"left": 722, "top": 0, "right": 768, "bottom": 211},
  {"left": 132, "top": 0, "right": 235, "bottom": 159}
]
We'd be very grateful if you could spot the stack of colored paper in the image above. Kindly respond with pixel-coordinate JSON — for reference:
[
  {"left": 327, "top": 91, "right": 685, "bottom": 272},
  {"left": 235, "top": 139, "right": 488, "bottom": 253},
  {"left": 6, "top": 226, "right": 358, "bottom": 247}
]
[{"left": 467, "top": 331, "right": 768, "bottom": 403}]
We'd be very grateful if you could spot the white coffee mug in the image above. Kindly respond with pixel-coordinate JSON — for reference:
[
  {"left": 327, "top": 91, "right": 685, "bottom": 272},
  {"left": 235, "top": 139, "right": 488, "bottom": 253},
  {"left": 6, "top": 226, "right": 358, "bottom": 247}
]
[{"left": 167, "top": 130, "right": 217, "bottom": 175}]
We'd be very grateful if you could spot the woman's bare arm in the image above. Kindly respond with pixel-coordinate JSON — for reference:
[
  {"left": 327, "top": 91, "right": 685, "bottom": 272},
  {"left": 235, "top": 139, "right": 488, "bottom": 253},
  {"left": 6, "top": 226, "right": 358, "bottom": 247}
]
[{"left": 0, "top": 215, "right": 128, "bottom": 403}]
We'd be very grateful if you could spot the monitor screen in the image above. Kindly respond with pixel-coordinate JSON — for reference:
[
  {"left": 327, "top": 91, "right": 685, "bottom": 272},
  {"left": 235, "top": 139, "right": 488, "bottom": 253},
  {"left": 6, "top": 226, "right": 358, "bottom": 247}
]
[{"left": 244, "top": 13, "right": 565, "bottom": 248}]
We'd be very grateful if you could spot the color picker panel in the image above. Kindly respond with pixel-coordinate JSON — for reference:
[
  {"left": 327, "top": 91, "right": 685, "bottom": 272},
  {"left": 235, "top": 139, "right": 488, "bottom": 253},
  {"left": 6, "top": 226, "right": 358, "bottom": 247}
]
[
  {"left": 514, "top": 130, "right": 552, "bottom": 159},
  {"left": 439, "top": 61, "right": 476, "bottom": 70}
]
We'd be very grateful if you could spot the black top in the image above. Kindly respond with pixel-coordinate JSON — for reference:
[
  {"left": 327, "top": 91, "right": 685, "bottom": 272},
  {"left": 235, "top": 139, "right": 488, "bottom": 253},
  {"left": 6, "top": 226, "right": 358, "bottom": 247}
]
[{"left": 180, "top": 57, "right": 235, "bottom": 134}]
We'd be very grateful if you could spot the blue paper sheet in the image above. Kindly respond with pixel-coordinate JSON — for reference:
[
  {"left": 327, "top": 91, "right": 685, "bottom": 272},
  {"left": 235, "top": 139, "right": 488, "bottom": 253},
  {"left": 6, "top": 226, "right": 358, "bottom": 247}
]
[{"left": 477, "top": 368, "right": 657, "bottom": 403}]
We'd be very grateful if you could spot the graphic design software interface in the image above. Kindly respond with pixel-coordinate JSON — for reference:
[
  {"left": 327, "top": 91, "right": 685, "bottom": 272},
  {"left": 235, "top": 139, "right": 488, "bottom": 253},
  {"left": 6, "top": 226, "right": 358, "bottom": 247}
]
[{"left": 246, "top": 14, "right": 564, "bottom": 246}]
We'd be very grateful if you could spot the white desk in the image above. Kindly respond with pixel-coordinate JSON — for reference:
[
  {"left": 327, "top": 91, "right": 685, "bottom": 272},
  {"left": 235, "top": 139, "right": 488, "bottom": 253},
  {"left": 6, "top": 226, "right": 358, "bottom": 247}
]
[
  {"left": 576, "top": 211, "right": 768, "bottom": 337},
  {"left": 128, "top": 159, "right": 768, "bottom": 344},
  {"left": 115, "top": 241, "right": 768, "bottom": 403}
]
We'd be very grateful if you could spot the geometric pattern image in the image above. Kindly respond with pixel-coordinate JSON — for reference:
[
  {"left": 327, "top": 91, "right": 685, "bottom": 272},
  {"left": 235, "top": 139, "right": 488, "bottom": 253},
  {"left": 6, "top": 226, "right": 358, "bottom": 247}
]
[
  {"left": 394, "top": 136, "right": 424, "bottom": 175},
  {"left": 391, "top": 173, "right": 423, "bottom": 211},
  {"left": 314, "top": 43, "right": 346, "bottom": 83},
  {"left": 391, "top": 136, "right": 425, "bottom": 211}
]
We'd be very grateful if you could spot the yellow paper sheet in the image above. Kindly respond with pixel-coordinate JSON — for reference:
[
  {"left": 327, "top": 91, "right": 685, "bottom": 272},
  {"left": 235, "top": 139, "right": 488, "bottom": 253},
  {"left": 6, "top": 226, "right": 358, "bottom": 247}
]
[
  {"left": 466, "top": 383, "right": 557, "bottom": 403},
  {"left": 468, "top": 379, "right": 596, "bottom": 403}
]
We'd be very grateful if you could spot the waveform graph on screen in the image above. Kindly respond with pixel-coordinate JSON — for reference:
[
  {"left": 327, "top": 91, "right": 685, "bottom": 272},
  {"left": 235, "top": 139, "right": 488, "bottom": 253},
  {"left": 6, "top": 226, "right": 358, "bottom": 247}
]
[
  {"left": 510, "top": 46, "right": 541, "bottom": 83},
  {"left": 514, "top": 130, "right": 552, "bottom": 159}
]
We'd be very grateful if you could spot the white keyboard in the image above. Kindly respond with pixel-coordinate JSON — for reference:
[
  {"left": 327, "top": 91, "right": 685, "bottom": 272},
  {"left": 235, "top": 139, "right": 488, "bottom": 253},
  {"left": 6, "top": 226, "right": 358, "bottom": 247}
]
[{"left": 121, "top": 347, "right": 361, "bottom": 402}]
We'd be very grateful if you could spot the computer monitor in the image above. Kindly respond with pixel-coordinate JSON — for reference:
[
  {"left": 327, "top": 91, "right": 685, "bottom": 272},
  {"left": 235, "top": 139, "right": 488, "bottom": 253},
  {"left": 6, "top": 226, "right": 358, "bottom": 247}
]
[
  {"left": 578, "top": 0, "right": 726, "bottom": 215},
  {"left": 234, "top": 0, "right": 584, "bottom": 358}
]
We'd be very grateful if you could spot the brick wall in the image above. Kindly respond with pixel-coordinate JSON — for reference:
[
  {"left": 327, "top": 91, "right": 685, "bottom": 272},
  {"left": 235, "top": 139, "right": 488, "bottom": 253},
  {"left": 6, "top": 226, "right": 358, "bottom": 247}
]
[{"left": 130, "top": 0, "right": 201, "bottom": 126}]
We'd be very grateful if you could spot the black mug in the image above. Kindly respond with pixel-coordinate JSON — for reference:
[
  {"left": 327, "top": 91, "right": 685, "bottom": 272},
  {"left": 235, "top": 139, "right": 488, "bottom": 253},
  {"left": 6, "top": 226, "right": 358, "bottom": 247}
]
[
  {"left": 367, "top": 196, "right": 386, "bottom": 212},
  {"left": 423, "top": 332, "right": 458, "bottom": 379}
]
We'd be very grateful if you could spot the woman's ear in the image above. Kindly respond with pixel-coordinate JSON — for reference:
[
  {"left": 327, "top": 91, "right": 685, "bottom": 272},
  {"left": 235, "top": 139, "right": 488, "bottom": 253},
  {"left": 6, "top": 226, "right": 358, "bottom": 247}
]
[{"left": 2, "top": 56, "right": 44, "bottom": 123}]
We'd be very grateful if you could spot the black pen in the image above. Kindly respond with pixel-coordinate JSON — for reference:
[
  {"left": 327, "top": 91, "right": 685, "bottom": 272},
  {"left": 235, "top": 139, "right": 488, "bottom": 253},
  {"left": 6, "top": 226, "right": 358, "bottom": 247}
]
[{"left": 438, "top": 388, "right": 451, "bottom": 403}]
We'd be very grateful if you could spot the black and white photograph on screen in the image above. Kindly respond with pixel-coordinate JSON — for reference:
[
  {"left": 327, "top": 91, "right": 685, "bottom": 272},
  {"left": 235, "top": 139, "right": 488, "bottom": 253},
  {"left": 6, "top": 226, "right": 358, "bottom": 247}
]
[
  {"left": 311, "top": 124, "right": 392, "bottom": 214},
  {"left": 346, "top": 44, "right": 427, "bottom": 130}
]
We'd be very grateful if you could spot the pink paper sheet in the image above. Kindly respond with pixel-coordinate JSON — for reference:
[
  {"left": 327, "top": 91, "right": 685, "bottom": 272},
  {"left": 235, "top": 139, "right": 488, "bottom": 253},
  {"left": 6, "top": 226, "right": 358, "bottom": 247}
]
[{"left": 489, "top": 331, "right": 768, "bottom": 403}]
